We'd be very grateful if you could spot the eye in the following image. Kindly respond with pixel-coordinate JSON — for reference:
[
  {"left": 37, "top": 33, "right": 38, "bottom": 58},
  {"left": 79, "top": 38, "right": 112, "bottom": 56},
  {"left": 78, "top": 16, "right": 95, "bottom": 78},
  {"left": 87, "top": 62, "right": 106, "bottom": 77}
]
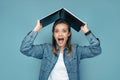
[
  {"left": 54, "top": 29, "right": 59, "bottom": 33},
  {"left": 62, "top": 29, "right": 67, "bottom": 33}
]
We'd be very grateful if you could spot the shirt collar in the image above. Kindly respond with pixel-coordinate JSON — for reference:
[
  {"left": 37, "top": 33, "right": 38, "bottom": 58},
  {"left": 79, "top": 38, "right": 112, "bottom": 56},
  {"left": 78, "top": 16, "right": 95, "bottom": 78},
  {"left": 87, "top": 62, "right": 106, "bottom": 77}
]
[{"left": 56, "top": 44, "right": 69, "bottom": 51}]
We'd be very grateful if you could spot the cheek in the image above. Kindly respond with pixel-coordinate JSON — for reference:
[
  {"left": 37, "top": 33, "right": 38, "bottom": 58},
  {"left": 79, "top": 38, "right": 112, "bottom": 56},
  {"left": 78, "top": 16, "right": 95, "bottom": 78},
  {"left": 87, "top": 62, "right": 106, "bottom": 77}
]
[
  {"left": 64, "top": 35, "right": 69, "bottom": 41},
  {"left": 53, "top": 33, "right": 57, "bottom": 40},
  {"left": 65, "top": 33, "right": 70, "bottom": 38}
]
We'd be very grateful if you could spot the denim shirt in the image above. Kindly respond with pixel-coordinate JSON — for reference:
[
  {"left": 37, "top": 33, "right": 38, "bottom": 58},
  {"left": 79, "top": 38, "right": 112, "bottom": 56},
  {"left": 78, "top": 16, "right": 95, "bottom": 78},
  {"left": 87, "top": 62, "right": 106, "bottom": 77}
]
[{"left": 20, "top": 31, "right": 101, "bottom": 80}]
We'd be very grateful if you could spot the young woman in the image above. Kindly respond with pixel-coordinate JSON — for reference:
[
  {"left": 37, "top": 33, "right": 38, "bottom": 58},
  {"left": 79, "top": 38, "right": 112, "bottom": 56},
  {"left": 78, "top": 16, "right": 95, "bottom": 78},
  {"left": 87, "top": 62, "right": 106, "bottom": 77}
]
[{"left": 20, "top": 19, "right": 101, "bottom": 80}]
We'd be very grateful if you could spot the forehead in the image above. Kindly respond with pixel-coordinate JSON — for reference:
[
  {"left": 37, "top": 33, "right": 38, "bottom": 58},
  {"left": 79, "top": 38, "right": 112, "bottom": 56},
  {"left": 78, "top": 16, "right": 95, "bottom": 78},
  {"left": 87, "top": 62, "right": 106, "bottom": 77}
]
[{"left": 54, "top": 23, "right": 69, "bottom": 29}]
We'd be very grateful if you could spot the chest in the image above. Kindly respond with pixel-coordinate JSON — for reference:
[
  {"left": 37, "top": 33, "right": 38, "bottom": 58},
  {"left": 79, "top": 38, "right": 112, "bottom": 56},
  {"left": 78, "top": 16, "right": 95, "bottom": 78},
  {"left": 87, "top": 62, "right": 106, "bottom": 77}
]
[{"left": 40, "top": 49, "right": 80, "bottom": 74}]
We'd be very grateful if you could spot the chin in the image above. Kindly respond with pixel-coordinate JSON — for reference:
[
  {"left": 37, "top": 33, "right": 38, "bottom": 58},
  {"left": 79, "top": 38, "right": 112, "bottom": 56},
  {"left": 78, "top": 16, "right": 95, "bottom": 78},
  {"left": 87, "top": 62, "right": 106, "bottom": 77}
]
[{"left": 57, "top": 43, "right": 65, "bottom": 48}]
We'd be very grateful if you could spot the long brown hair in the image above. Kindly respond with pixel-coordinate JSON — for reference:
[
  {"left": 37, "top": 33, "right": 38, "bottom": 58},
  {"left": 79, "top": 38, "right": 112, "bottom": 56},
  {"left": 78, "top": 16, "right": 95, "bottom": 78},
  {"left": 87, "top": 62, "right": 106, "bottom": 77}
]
[{"left": 52, "top": 19, "right": 72, "bottom": 56}]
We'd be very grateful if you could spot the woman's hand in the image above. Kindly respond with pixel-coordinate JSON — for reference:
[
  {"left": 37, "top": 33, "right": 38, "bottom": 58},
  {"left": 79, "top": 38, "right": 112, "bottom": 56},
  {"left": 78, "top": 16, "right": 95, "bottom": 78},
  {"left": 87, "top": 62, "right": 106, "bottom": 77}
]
[
  {"left": 80, "top": 22, "right": 89, "bottom": 33},
  {"left": 33, "top": 20, "right": 42, "bottom": 32}
]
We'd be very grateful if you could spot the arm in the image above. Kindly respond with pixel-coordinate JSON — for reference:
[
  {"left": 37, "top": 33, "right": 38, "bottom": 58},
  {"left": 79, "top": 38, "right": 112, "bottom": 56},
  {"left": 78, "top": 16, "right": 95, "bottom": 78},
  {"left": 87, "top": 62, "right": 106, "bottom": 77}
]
[
  {"left": 20, "top": 20, "right": 44, "bottom": 59},
  {"left": 78, "top": 23, "right": 102, "bottom": 59}
]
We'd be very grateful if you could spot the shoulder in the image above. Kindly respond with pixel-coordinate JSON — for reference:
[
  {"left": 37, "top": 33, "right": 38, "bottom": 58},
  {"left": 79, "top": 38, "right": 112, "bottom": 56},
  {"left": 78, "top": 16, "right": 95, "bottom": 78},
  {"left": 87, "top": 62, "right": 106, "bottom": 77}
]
[
  {"left": 72, "top": 44, "right": 83, "bottom": 49},
  {"left": 71, "top": 44, "right": 86, "bottom": 54},
  {"left": 40, "top": 43, "right": 52, "bottom": 49},
  {"left": 72, "top": 43, "right": 92, "bottom": 51},
  {"left": 41, "top": 43, "right": 52, "bottom": 47}
]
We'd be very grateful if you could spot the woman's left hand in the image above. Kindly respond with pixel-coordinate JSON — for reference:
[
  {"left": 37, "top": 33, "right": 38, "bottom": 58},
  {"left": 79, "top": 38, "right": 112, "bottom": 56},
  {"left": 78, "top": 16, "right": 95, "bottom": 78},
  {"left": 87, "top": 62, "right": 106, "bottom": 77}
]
[{"left": 80, "top": 22, "right": 89, "bottom": 33}]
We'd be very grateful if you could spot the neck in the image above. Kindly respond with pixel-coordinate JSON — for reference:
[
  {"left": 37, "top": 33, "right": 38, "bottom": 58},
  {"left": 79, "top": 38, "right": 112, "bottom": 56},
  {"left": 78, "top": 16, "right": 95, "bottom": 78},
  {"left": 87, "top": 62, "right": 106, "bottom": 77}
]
[{"left": 59, "top": 46, "right": 64, "bottom": 53}]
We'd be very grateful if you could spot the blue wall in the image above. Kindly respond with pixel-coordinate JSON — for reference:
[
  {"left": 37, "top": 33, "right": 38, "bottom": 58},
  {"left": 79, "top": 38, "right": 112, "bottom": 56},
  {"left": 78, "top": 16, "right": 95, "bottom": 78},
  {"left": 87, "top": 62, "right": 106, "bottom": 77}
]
[{"left": 0, "top": 0, "right": 120, "bottom": 80}]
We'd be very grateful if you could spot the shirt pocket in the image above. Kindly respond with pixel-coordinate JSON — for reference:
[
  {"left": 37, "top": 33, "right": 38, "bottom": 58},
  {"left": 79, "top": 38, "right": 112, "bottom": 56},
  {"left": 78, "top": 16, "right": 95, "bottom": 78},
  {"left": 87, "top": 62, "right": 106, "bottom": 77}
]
[
  {"left": 70, "top": 57, "right": 78, "bottom": 73},
  {"left": 40, "top": 55, "right": 52, "bottom": 72}
]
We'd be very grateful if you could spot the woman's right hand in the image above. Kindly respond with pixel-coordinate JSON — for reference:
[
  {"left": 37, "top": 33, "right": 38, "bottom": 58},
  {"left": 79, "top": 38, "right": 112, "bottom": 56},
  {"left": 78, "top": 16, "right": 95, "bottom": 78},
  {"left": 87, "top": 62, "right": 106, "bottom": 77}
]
[{"left": 33, "top": 20, "right": 42, "bottom": 32}]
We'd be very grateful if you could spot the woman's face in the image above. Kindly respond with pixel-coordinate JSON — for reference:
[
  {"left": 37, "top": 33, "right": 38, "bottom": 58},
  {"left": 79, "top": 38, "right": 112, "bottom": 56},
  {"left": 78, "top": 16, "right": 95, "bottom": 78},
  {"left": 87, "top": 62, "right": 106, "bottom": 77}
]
[{"left": 54, "top": 23, "right": 70, "bottom": 48}]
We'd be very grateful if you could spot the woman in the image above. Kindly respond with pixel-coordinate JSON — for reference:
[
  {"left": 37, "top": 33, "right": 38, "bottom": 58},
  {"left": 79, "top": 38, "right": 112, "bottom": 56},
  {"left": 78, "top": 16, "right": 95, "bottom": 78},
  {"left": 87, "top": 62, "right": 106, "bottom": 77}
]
[{"left": 20, "top": 19, "right": 101, "bottom": 80}]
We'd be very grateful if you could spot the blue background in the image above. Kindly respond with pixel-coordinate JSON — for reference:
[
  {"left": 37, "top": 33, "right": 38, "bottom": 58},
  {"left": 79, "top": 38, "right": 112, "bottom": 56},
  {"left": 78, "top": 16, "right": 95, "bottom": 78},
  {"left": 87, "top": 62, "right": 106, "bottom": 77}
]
[{"left": 0, "top": 0, "right": 120, "bottom": 80}]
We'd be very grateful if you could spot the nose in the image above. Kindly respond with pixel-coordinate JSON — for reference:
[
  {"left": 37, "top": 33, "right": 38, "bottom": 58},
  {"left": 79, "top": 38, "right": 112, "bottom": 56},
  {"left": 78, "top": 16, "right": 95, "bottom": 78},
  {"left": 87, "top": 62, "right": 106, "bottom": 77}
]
[{"left": 58, "top": 32, "right": 62, "bottom": 36}]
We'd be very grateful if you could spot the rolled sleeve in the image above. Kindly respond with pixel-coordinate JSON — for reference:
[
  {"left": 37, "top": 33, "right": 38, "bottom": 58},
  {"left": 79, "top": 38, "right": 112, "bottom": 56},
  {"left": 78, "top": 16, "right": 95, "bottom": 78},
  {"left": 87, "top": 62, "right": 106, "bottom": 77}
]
[
  {"left": 77, "top": 31, "right": 102, "bottom": 60},
  {"left": 20, "top": 31, "right": 45, "bottom": 59}
]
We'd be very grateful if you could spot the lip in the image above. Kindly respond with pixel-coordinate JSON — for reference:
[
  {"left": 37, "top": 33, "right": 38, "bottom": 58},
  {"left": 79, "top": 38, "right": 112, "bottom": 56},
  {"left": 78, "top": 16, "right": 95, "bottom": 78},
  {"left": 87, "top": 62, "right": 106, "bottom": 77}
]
[
  {"left": 57, "top": 38, "right": 64, "bottom": 44},
  {"left": 58, "top": 38, "right": 64, "bottom": 41}
]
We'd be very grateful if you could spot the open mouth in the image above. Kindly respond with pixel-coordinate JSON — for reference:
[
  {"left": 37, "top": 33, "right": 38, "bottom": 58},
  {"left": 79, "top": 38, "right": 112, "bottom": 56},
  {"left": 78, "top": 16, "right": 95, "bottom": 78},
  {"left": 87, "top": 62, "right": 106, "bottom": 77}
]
[{"left": 58, "top": 38, "right": 64, "bottom": 44}]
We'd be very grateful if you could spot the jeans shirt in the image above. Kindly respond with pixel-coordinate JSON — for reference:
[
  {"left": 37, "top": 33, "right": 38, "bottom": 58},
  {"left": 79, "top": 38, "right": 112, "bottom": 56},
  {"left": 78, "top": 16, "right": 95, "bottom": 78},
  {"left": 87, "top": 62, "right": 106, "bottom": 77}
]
[{"left": 20, "top": 31, "right": 101, "bottom": 80}]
